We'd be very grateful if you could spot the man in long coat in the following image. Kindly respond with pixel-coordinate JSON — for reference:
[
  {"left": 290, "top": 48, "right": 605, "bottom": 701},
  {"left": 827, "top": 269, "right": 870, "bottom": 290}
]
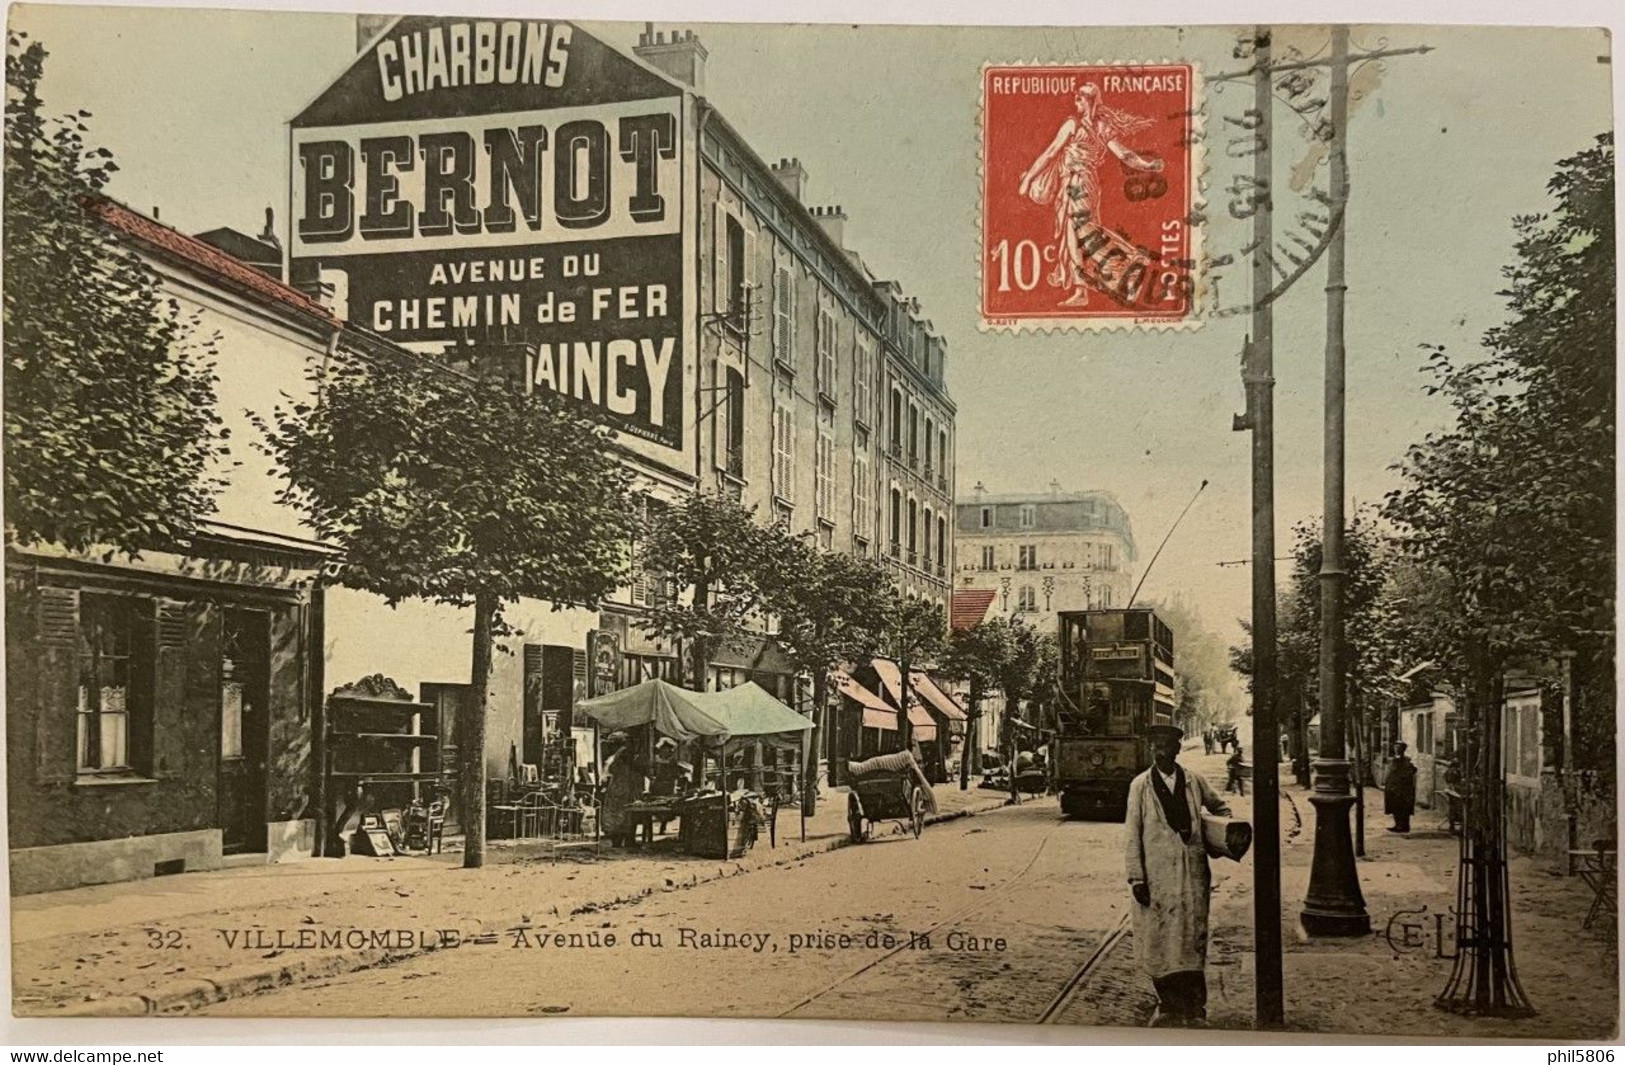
[
  {"left": 1124, "top": 724, "right": 1231, "bottom": 1027},
  {"left": 1384, "top": 741, "right": 1417, "bottom": 833}
]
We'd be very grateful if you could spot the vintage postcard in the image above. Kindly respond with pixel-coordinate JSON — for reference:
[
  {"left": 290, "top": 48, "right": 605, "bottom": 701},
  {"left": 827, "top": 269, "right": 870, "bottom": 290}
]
[{"left": 1, "top": 4, "right": 1617, "bottom": 1042}]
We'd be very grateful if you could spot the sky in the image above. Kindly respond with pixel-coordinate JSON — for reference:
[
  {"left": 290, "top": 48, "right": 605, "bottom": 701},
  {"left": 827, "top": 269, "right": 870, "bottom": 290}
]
[{"left": 7, "top": 3, "right": 1615, "bottom": 653}]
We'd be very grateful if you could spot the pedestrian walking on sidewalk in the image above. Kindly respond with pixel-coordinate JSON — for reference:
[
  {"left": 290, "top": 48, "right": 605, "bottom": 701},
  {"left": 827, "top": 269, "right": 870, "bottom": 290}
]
[
  {"left": 1124, "top": 724, "right": 1231, "bottom": 1028},
  {"left": 1384, "top": 741, "right": 1417, "bottom": 834},
  {"left": 1225, "top": 744, "right": 1247, "bottom": 796},
  {"left": 1202, "top": 727, "right": 1214, "bottom": 756}
]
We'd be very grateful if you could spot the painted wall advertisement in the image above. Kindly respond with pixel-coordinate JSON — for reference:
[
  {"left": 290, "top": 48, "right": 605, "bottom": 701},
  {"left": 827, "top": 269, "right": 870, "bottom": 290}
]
[{"left": 291, "top": 18, "right": 688, "bottom": 452}]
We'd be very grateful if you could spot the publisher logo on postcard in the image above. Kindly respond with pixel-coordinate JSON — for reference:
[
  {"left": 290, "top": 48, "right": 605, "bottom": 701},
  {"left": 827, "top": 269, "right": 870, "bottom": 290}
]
[{"left": 981, "top": 63, "right": 1195, "bottom": 330}]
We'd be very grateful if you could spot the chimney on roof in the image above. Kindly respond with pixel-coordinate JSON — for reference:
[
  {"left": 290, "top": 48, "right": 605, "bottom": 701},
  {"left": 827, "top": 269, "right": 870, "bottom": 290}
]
[
  {"left": 259, "top": 206, "right": 280, "bottom": 251},
  {"left": 356, "top": 14, "right": 392, "bottom": 53},
  {"left": 633, "top": 23, "right": 707, "bottom": 91},
  {"left": 973, "top": 481, "right": 986, "bottom": 501},
  {"left": 152, "top": 206, "right": 160, "bottom": 222},
  {"left": 810, "top": 204, "right": 848, "bottom": 249},
  {"left": 1049, "top": 479, "right": 1063, "bottom": 495},
  {"left": 770, "top": 157, "right": 808, "bottom": 203}
]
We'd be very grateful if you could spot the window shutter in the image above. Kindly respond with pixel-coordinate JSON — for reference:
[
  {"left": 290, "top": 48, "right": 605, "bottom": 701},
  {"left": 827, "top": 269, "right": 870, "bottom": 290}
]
[
  {"left": 774, "top": 265, "right": 793, "bottom": 363},
  {"left": 711, "top": 362, "right": 727, "bottom": 472},
  {"left": 784, "top": 405, "right": 795, "bottom": 500},
  {"left": 127, "top": 599, "right": 159, "bottom": 776},
  {"left": 522, "top": 644, "right": 545, "bottom": 766},
  {"left": 713, "top": 202, "right": 728, "bottom": 313},
  {"left": 37, "top": 586, "right": 78, "bottom": 648},
  {"left": 34, "top": 587, "right": 79, "bottom": 783},
  {"left": 150, "top": 599, "right": 192, "bottom": 779}
]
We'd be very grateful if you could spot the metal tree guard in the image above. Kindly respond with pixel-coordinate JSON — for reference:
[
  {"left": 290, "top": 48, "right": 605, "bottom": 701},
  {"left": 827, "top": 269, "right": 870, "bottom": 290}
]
[{"left": 1436, "top": 648, "right": 1536, "bottom": 1017}]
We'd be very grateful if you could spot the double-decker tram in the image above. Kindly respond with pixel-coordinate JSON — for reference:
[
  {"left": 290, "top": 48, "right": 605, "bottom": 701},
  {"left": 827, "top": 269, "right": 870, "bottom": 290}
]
[{"left": 1053, "top": 607, "right": 1177, "bottom": 820}]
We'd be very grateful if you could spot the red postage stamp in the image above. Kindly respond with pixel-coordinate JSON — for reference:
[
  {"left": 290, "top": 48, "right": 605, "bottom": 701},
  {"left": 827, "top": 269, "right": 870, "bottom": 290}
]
[{"left": 980, "top": 63, "right": 1200, "bottom": 331}]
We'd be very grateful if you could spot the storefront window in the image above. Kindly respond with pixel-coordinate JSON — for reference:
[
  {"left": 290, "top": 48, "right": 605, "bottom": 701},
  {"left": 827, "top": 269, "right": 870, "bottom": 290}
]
[{"left": 76, "top": 595, "right": 137, "bottom": 772}]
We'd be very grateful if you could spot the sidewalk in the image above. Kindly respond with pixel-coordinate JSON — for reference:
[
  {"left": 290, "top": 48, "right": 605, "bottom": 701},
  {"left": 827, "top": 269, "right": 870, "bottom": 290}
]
[
  {"left": 12, "top": 782, "right": 1007, "bottom": 1017},
  {"left": 1203, "top": 773, "right": 1618, "bottom": 1039}
]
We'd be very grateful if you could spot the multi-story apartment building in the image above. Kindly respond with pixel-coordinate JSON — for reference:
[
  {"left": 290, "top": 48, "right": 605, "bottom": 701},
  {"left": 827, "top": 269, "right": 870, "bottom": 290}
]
[
  {"left": 289, "top": 17, "right": 955, "bottom": 774},
  {"left": 953, "top": 484, "right": 1137, "bottom": 633},
  {"left": 675, "top": 25, "right": 954, "bottom": 612}
]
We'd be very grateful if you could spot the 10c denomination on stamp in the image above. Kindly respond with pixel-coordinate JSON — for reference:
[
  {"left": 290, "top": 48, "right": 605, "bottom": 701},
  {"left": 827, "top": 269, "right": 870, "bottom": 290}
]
[{"left": 980, "top": 62, "right": 1199, "bottom": 331}]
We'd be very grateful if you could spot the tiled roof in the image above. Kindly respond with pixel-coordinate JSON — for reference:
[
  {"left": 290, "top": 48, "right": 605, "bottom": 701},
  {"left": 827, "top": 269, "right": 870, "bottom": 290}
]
[
  {"left": 950, "top": 589, "right": 997, "bottom": 631},
  {"left": 87, "top": 198, "right": 335, "bottom": 327}
]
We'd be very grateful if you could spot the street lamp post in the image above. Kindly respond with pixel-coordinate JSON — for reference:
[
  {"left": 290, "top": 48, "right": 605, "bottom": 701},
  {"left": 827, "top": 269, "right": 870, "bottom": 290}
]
[{"left": 1300, "top": 24, "right": 1371, "bottom": 938}]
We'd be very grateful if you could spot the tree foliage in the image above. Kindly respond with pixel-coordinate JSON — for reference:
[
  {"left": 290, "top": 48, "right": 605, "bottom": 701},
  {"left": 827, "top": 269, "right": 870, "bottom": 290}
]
[
  {"left": 1229, "top": 510, "right": 1418, "bottom": 779},
  {"left": 1384, "top": 133, "right": 1615, "bottom": 780},
  {"left": 874, "top": 593, "right": 947, "bottom": 748},
  {"left": 4, "top": 34, "right": 228, "bottom": 555},
  {"left": 256, "top": 344, "right": 638, "bottom": 867},
  {"left": 943, "top": 617, "right": 1018, "bottom": 704},
  {"left": 764, "top": 541, "right": 894, "bottom": 699},
  {"left": 1148, "top": 593, "right": 1241, "bottom": 731},
  {"left": 257, "top": 348, "right": 637, "bottom": 614},
  {"left": 637, "top": 492, "right": 799, "bottom": 689}
]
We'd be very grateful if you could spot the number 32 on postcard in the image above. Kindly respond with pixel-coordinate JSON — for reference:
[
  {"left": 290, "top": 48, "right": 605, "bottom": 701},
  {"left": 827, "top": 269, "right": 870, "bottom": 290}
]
[{"left": 980, "top": 63, "right": 1200, "bottom": 332}]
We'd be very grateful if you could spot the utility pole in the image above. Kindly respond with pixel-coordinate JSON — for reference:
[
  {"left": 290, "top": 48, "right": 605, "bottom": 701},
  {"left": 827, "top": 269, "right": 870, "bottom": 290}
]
[
  {"left": 1301, "top": 24, "right": 1371, "bottom": 938},
  {"left": 1214, "top": 21, "right": 1431, "bottom": 1014},
  {"left": 1231, "top": 24, "right": 1285, "bottom": 1029},
  {"left": 1245, "top": 24, "right": 1287, "bottom": 1026}
]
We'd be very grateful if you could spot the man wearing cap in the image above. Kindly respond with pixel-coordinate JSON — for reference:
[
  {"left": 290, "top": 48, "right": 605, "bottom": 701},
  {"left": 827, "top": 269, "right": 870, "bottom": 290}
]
[
  {"left": 1384, "top": 741, "right": 1417, "bottom": 833},
  {"left": 1124, "top": 723, "right": 1231, "bottom": 1027}
]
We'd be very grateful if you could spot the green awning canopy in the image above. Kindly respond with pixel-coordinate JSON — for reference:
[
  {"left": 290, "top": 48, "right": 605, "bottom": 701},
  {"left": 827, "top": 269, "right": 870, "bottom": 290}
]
[
  {"left": 574, "top": 678, "right": 730, "bottom": 743},
  {"left": 703, "top": 682, "right": 814, "bottom": 738},
  {"left": 574, "top": 679, "right": 812, "bottom": 745}
]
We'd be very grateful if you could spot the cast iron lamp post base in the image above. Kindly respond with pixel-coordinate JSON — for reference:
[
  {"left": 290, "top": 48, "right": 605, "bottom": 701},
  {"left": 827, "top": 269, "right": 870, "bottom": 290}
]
[{"left": 1300, "top": 759, "right": 1371, "bottom": 937}]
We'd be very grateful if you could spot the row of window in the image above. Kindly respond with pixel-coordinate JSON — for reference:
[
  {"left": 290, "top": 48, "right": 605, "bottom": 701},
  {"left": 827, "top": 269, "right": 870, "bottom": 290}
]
[
  {"left": 977, "top": 500, "right": 1101, "bottom": 529},
  {"left": 714, "top": 202, "right": 951, "bottom": 506},
  {"left": 974, "top": 543, "right": 1117, "bottom": 571},
  {"left": 886, "top": 488, "right": 949, "bottom": 575},
  {"left": 1005, "top": 583, "right": 1114, "bottom": 613}
]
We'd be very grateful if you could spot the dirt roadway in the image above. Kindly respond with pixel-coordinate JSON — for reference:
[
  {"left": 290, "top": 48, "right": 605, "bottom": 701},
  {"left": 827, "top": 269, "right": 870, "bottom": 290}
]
[{"left": 205, "top": 798, "right": 1164, "bottom": 1024}]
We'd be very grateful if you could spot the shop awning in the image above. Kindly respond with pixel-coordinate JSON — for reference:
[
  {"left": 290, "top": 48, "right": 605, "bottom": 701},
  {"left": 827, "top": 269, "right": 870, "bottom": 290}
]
[
  {"left": 910, "top": 672, "right": 966, "bottom": 722},
  {"left": 704, "top": 682, "right": 813, "bottom": 737},
  {"left": 574, "top": 678, "right": 730, "bottom": 743},
  {"left": 869, "top": 658, "right": 912, "bottom": 709},
  {"left": 862, "top": 707, "right": 899, "bottom": 731},
  {"left": 857, "top": 704, "right": 937, "bottom": 742},
  {"left": 834, "top": 669, "right": 891, "bottom": 712}
]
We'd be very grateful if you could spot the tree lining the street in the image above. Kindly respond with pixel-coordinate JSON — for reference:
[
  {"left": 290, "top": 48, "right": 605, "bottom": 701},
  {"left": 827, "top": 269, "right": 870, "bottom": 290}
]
[
  {"left": 637, "top": 491, "right": 800, "bottom": 692},
  {"left": 1384, "top": 133, "right": 1613, "bottom": 1018},
  {"left": 1229, "top": 510, "right": 1418, "bottom": 783},
  {"left": 761, "top": 542, "right": 896, "bottom": 804},
  {"left": 254, "top": 343, "right": 638, "bottom": 870},
  {"left": 875, "top": 594, "right": 949, "bottom": 752},
  {"left": 1146, "top": 593, "right": 1242, "bottom": 736},
  {"left": 1387, "top": 133, "right": 1615, "bottom": 783},
  {"left": 4, "top": 34, "right": 229, "bottom": 557},
  {"left": 942, "top": 617, "right": 1019, "bottom": 789}
]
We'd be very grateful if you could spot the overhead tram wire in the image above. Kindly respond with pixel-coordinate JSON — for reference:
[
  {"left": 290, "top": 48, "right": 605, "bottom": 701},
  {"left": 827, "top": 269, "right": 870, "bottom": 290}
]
[{"left": 1125, "top": 479, "right": 1208, "bottom": 608}]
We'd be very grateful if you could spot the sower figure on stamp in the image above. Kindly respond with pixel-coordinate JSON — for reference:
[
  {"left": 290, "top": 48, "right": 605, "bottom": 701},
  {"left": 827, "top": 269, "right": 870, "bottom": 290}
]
[
  {"left": 1017, "top": 83, "right": 1163, "bottom": 308},
  {"left": 1125, "top": 724, "right": 1231, "bottom": 1028},
  {"left": 1384, "top": 741, "right": 1417, "bottom": 834}
]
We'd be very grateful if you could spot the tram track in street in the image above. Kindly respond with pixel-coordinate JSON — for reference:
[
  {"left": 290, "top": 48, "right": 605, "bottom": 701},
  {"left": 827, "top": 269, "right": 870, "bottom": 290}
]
[
  {"left": 775, "top": 822, "right": 1066, "bottom": 1019},
  {"left": 1035, "top": 910, "right": 1133, "bottom": 1024}
]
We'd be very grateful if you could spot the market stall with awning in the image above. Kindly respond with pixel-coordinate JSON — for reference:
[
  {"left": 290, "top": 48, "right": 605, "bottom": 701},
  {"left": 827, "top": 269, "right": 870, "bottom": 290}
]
[
  {"left": 573, "top": 677, "right": 731, "bottom": 742},
  {"left": 573, "top": 678, "right": 815, "bottom": 855}
]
